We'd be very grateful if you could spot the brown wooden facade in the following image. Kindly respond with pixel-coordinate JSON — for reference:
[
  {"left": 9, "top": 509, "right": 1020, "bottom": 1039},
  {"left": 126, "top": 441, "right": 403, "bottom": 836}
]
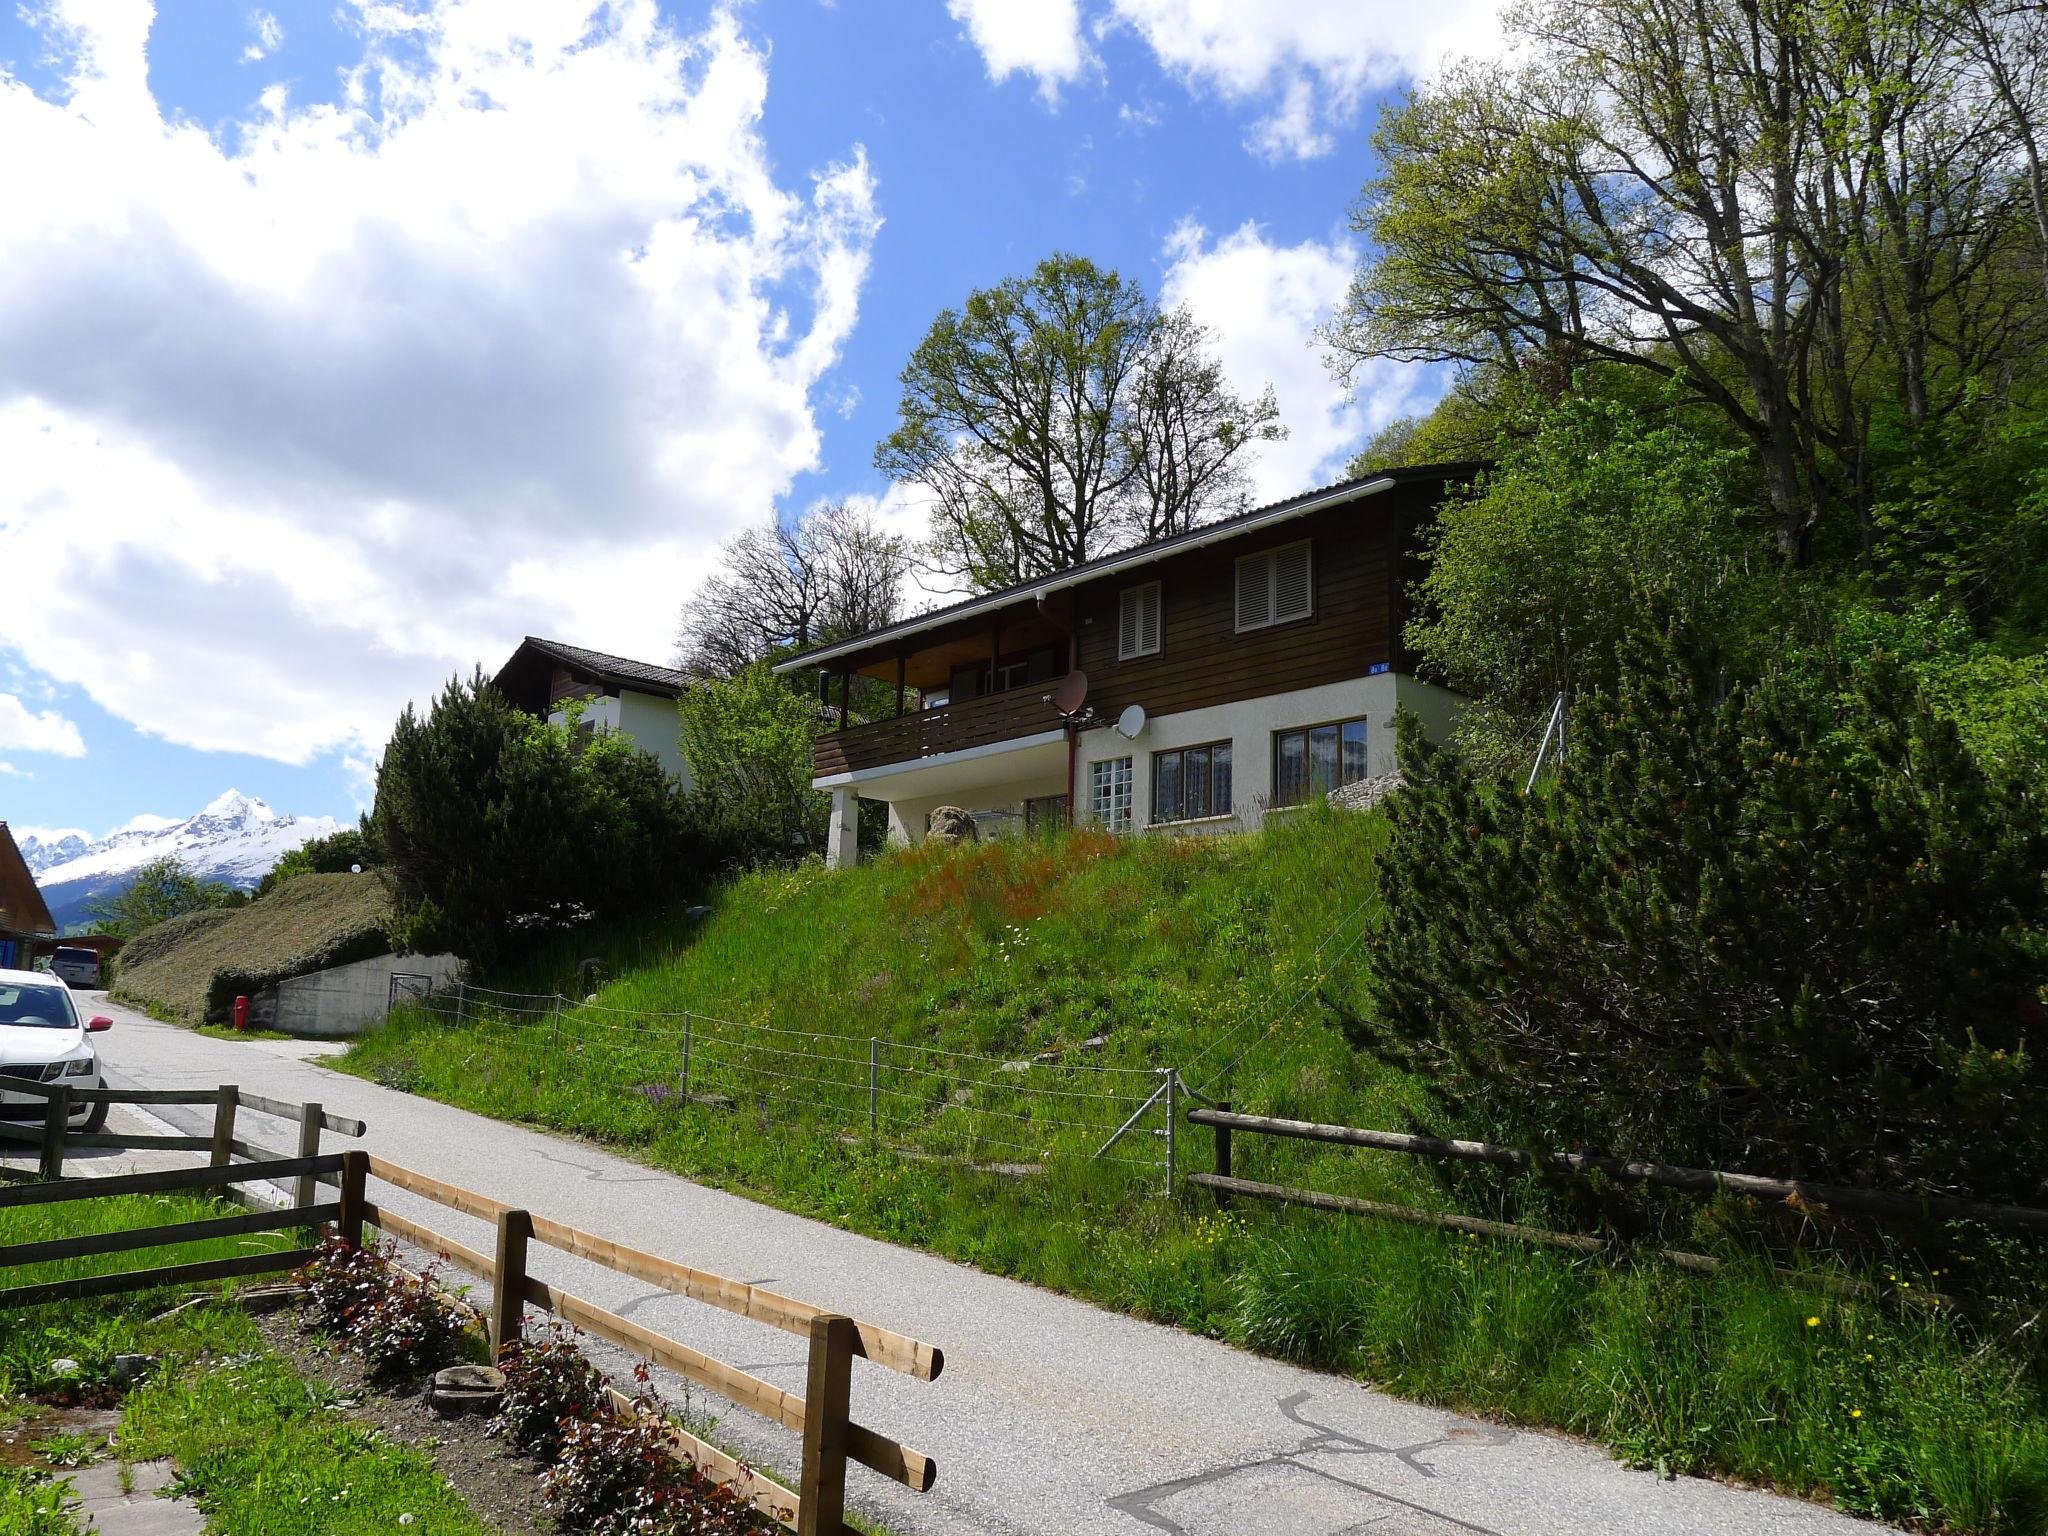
[{"left": 804, "top": 470, "right": 1464, "bottom": 781}]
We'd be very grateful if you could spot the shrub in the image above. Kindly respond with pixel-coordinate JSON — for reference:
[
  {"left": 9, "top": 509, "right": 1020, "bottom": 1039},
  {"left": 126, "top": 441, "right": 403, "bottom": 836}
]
[
  {"left": 1365, "top": 615, "right": 2048, "bottom": 1213},
  {"left": 294, "top": 1238, "right": 467, "bottom": 1378},
  {"left": 296, "top": 1236, "right": 391, "bottom": 1335},
  {"left": 496, "top": 1325, "right": 609, "bottom": 1458}
]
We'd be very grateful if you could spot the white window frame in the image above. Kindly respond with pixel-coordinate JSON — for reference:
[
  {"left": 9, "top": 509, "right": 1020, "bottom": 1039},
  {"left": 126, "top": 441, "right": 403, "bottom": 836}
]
[
  {"left": 1235, "top": 539, "right": 1315, "bottom": 633},
  {"left": 1090, "top": 755, "right": 1134, "bottom": 833},
  {"left": 1118, "top": 581, "right": 1163, "bottom": 661}
]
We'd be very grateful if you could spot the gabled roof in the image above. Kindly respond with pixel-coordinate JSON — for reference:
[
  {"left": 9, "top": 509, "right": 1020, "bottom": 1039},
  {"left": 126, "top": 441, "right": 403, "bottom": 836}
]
[
  {"left": 0, "top": 822, "right": 58, "bottom": 940},
  {"left": 493, "top": 637, "right": 691, "bottom": 712},
  {"left": 772, "top": 462, "right": 1484, "bottom": 675}
]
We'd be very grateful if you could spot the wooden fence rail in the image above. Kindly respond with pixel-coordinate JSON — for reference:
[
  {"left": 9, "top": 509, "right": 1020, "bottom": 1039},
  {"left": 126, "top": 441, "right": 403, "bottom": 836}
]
[
  {"left": 1187, "top": 1107, "right": 2048, "bottom": 1236},
  {"left": 359, "top": 1154, "right": 942, "bottom": 1536},
  {"left": 0, "top": 1077, "right": 364, "bottom": 1188},
  {"left": 0, "top": 1150, "right": 352, "bottom": 1310}
]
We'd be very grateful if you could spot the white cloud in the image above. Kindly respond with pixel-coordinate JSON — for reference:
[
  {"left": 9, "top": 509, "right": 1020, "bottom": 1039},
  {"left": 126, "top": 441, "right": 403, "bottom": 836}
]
[
  {"left": 946, "top": 0, "right": 1508, "bottom": 158},
  {"left": 0, "top": 762, "right": 31, "bottom": 779},
  {"left": 9, "top": 824, "right": 90, "bottom": 846},
  {"left": 1161, "top": 219, "right": 1437, "bottom": 498},
  {"left": 0, "top": 0, "right": 879, "bottom": 767},
  {"left": 0, "top": 693, "right": 86, "bottom": 757},
  {"left": 113, "top": 813, "right": 179, "bottom": 834},
  {"left": 945, "top": 0, "right": 1092, "bottom": 101},
  {"left": 242, "top": 9, "right": 282, "bottom": 63}
]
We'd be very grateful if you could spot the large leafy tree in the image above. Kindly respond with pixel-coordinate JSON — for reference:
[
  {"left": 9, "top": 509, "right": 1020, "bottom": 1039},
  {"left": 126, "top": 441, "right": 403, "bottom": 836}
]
[
  {"left": 1329, "top": 0, "right": 2046, "bottom": 564},
  {"left": 877, "top": 253, "right": 1283, "bottom": 591},
  {"left": 679, "top": 662, "right": 833, "bottom": 865},
  {"left": 372, "top": 671, "right": 705, "bottom": 965},
  {"left": 86, "top": 855, "right": 246, "bottom": 938}
]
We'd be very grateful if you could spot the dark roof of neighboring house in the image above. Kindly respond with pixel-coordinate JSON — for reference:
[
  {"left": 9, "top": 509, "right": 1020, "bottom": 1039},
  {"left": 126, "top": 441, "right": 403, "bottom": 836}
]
[
  {"left": 0, "top": 822, "right": 58, "bottom": 940},
  {"left": 773, "top": 462, "right": 1486, "bottom": 675},
  {"left": 494, "top": 636, "right": 692, "bottom": 714}
]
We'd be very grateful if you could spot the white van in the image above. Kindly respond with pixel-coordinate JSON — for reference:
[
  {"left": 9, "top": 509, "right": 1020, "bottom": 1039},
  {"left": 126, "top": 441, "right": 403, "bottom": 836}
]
[{"left": 50, "top": 947, "right": 102, "bottom": 989}]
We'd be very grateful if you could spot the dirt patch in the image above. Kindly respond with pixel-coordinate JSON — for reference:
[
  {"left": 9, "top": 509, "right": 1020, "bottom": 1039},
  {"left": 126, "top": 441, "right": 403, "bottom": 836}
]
[{"left": 255, "top": 1311, "right": 553, "bottom": 1536}]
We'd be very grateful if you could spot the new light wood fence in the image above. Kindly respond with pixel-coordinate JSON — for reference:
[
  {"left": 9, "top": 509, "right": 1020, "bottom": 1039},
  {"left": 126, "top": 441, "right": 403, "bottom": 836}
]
[{"left": 359, "top": 1155, "right": 943, "bottom": 1536}]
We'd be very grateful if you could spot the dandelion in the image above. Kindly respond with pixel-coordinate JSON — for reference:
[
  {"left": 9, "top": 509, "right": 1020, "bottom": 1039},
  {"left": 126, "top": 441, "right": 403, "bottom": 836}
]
[
  {"left": 1851, "top": 1409, "right": 1863, "bottom": 1420},
  {"left": 1806, "top": 1315, "right": 1821, "bottom": 1328}
]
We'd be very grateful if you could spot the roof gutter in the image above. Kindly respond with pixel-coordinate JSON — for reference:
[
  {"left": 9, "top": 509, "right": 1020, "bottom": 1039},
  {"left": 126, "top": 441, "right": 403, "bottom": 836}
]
[{"left": 773, "top": 476, "right": 1398, "bottom": 675}]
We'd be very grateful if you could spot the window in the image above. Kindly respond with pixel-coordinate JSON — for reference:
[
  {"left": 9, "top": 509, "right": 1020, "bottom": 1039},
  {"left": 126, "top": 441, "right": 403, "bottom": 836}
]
[
  {"left": 949, "top": 645, "right": 1061, "bottom": 701},
  {"left": 1152, "top": 741, "right": 1233, "bottom": 823},
  {"left": 1118, "top": 581, "right": 1162, "bottom": 660},
  {"left": 1090, "top": 756, "right": 1134, "bottom": 832},
  {"left": 1235, "top": 540, "right": 1314, "bottom": 632},
  {"left": 1272, "top": 717, "right": 1369, "bottom": 806}
]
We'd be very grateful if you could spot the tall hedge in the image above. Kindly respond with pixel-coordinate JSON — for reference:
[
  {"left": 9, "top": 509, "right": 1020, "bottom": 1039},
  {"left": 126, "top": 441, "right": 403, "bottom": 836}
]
[{"left": 1365, "top": 620, "right": 2048, "bottom": 1206}]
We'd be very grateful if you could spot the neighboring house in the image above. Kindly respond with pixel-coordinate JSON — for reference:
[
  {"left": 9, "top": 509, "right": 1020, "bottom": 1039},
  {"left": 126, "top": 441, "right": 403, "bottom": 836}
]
[
  {"left": 0, "top": 822, "right": 58, "bottom": 970},
  {"left": 494, "top": 637, "right": 693, "bottom": 787},
  {"left": 774, "top": 466, "right": 1478, "bottom": 869}
]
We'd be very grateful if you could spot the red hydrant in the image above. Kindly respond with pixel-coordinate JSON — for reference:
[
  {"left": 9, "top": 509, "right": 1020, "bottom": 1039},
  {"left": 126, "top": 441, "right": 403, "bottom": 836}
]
[{"left": 232, "top": 994, "right": 250, "bottom": 1032}]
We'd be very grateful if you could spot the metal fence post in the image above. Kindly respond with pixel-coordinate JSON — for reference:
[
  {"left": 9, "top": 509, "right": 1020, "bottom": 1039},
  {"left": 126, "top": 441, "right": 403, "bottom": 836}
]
[
  {"left": 454, "top": 981, "right": 469, "bottom": 1029},
  {"left": 551, "top": 994, "right": 562, "bottom": 1050},
  {"left": 1165, "top": 1070, "right": 1178, "bottom": 1196},
  {"left": 680, "top": 1011, "right": 692, "bottom": 1100},
  {"left": 868, "top": 1038, "right": 879, "bottom": 1138}
]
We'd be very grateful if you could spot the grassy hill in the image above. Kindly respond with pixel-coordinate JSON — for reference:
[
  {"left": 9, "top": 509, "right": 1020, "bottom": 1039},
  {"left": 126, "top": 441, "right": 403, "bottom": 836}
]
[
  {"left": 114, "top": 871, "right": 395, "bottom": 1024},
  {"left": 344, "top": 813, "right": 2048, "bottom": 1533}
]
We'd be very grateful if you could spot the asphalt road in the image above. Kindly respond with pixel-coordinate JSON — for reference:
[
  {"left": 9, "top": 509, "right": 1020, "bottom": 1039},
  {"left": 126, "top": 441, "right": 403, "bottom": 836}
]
[{"left": 81, "top": 995, "right": 1897, "bottom": 1536}]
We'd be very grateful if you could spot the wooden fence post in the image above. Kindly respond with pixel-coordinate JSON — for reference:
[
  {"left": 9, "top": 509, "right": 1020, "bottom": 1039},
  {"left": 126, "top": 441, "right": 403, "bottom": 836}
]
[
  {"left": 210, "top": 1086, "right": 239, "bottom": 1167},
  {"left": 796, "top": 1314, "right": 856, "bottom": 1536},
  {"left": 337, "top": 1150, "right": 367, "bottom": 1250},
  {"left": 1212, "top": 1099, "right": 1232, "bottom": 1210},
  {"left": 295, "top": 1102, "right": 323, "bottom": 1213},
  {"left": 39, "top": 1088, "right": 69, "bottom": 1180},
  {"left": 490, "top": 1209, "right": 533, "bottom": 1359}
]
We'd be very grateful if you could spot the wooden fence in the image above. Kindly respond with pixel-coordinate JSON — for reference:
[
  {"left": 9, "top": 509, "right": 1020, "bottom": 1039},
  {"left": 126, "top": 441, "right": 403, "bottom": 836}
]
[
  {"left": 0, "top": 1076, "right": 366, "bottom": 1195},
  {"left": 1187, "top": 1105, "right": 2048, "bottom": 1300},
  {"left": 359, "top": 1155, "right": 943, "bottom": 1536},
  {"left": 0, "top": 1150, "right": 356, "bottom": 1310}
]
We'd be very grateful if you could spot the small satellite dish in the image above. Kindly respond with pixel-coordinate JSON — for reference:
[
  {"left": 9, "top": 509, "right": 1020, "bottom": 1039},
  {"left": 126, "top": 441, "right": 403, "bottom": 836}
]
[
  {"left": 349, "top": 864, "right": 363, "bottom": 875},
  {"left": 1053, "top": 670, "right": 1090, "bottom": 716},
  {"left": 1116, "top": 704, "right": 1147, "bottom": 739}
]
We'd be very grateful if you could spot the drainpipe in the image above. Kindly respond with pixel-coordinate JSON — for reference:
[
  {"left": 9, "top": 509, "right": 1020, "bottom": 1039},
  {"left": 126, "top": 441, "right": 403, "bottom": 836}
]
[{"left": 1066, "top": 720, "right": 1078, "bottom": 828}]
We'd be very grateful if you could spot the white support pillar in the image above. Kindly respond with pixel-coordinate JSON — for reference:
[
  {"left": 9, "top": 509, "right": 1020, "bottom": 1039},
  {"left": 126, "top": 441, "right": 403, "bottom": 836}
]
[{"left": 826, "top": 786, "right": 859, "bottom": 869}]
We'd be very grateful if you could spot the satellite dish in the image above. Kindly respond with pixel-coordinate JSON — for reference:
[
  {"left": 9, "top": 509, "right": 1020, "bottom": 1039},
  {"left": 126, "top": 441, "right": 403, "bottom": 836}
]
[
  {"left": 1053, "top": 670, "right": 1090, "bottom": 716},
  {"left": 1116, "top": 704, "right": 1147, "bottom": 739}
]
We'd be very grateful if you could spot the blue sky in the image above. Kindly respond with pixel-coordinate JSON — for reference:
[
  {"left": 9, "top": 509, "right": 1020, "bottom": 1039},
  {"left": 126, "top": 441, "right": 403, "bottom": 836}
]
[{"left": 0, "top": 0, "right": 1493, "bottom": 843}]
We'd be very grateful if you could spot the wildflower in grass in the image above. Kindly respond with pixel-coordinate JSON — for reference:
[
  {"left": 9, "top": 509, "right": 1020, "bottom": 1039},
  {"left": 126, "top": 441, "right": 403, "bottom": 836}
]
[
  {"left": 1851, "top": 1409, "right": 1863, "bottom": 1419},
  {"left": 1805, "top": 1315, "right": 1821, "bottom": 1328}
]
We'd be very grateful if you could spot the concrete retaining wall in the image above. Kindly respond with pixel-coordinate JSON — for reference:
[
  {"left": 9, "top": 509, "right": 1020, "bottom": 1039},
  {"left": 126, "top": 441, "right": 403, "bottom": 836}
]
[{"left": 270, "top": 951, "right": 465, "bottom": 1038}]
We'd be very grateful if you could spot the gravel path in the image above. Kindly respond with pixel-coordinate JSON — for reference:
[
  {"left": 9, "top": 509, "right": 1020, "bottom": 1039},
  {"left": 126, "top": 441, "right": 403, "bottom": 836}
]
[{"left": 76, "top": 995, "right": 1898, "bottom": 1536}]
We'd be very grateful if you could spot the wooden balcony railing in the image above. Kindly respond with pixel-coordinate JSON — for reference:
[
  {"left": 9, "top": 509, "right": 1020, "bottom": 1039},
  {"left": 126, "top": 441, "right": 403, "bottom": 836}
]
[{"left": 814, "top": 681, "right": 1068, "bottom": 778}]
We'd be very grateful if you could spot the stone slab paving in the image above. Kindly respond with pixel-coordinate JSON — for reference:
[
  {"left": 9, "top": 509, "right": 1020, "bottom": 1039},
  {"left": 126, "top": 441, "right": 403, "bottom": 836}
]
[
  {"left": 71, "top": 993, "right": 1903, "bottom": 1536},
  {"left": 67, "top": 1459, "right": 203, "bottom": 1535}
]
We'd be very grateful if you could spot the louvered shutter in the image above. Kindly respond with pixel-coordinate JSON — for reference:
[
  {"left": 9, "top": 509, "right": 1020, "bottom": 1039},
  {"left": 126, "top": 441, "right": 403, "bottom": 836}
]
[
  {"left": 1235, "top": 554, "right": 1271, "bottom": 630},
  {"left": 1119, "top": 582, "right": 1161, "bottom": 659},
  {"left": 1272, "top": 541, "right": 1313, "bottom": 622}
]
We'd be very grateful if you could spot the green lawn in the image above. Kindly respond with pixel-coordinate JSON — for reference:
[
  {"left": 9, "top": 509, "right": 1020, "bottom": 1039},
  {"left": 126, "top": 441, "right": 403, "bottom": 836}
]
[
  {"left": 0, "top": 1189, "right": 491, "bottom": 1536},
  {"left": 340, "top": 815, "right": 2048, "bottom": 1534}
]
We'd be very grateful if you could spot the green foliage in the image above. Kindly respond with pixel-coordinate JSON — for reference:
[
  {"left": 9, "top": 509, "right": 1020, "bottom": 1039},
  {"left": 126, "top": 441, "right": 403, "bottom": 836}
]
[
  {"left": 679, "top": 662, "right": 830, "bottom": 866},
  {"left": 0, "top": 1466, "right": 83, "bottom": 1536},
  {"left": 85, "top": 854, "right": 246, "bottom": 940},
  {"left": 878, "top": 252, "right": 1282, "bottom": 589},
  {"left": 1405, "top": 388, "right": 1765, "bottom": 761},
  {"left": 1367, "top": 616, "right": 2048, "bottom": 1204},
  {"left": 256, "top": 822, "right": 380, "bottom": 897},
  {"left": 372, "top": 670, "right": 708, "bottom": 967}
]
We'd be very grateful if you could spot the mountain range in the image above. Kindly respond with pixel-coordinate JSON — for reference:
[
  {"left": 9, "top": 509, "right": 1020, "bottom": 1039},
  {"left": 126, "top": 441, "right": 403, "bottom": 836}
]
[{"left": 23, "top": 790, "right": 343, "bottom": 931}]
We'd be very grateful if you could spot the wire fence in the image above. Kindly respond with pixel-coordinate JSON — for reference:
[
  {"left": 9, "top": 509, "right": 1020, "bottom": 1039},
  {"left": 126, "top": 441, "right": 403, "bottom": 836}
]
[{"left": 404, "top": 982, "right": 1183, "bottom": 1183}]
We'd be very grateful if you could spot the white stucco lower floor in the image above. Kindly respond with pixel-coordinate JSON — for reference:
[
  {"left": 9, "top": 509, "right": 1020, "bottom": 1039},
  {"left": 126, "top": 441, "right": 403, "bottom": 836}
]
[{"left": 821, "top": 672, "right": 1465, "bottom": 867}]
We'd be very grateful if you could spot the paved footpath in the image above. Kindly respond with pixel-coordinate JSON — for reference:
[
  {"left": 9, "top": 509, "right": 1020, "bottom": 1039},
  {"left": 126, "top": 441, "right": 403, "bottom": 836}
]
[{"left": 75, "top": 996, "right": 1895, "bottom": 1536}]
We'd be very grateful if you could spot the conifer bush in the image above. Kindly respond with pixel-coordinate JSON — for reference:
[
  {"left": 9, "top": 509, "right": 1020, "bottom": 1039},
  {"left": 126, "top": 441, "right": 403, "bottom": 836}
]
[{"left": 1366, "top": 618, "right": 2048, "bottom": 1209}]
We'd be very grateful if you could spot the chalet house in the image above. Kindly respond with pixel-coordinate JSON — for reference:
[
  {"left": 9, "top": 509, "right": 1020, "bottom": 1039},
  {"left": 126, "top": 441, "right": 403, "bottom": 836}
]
[
  {"left": 775, "top": 465, "right": 1477, "bottom": 868},
  {"left": 0, "top": 821, "right": 58, "bottom": 968},
  {"left": 493, "top": 637, "right": 693, "bottom": 788}
]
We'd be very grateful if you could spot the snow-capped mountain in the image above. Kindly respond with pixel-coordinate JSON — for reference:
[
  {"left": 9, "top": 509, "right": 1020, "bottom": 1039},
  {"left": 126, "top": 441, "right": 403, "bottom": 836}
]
[{"left": 32, "top": 791, "right": 344, "bottom": 929}]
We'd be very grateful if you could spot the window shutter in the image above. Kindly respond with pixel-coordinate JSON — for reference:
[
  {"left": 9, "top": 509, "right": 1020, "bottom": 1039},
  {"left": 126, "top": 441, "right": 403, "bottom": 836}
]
[
  {"left": 1273, "top": 541, "right": 1313, "bottom": 622},
  {"left": 1119, "top": 582, "right": 1161, "bottom": 660},
  {"left": 1235, "top": 555, "right": 1271, "bottom": 630}
]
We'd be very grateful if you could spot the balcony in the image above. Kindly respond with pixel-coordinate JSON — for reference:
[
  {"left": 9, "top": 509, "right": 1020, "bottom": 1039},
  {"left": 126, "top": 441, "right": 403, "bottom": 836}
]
[{"left": 814, "top": 680, "right": 1069, "bottom": 780}]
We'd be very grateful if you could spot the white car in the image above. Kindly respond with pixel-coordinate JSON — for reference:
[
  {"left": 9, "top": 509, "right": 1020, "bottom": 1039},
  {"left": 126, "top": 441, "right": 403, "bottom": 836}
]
[{"left": 0, "top": 967, "right": 112, "bottom": 1131}]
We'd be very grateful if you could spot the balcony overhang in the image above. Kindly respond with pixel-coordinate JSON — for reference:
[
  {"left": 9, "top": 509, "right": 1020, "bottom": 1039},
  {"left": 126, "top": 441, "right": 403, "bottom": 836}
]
[{"left": 815, "top": 729, "right": 1067, "bottom": 799}]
